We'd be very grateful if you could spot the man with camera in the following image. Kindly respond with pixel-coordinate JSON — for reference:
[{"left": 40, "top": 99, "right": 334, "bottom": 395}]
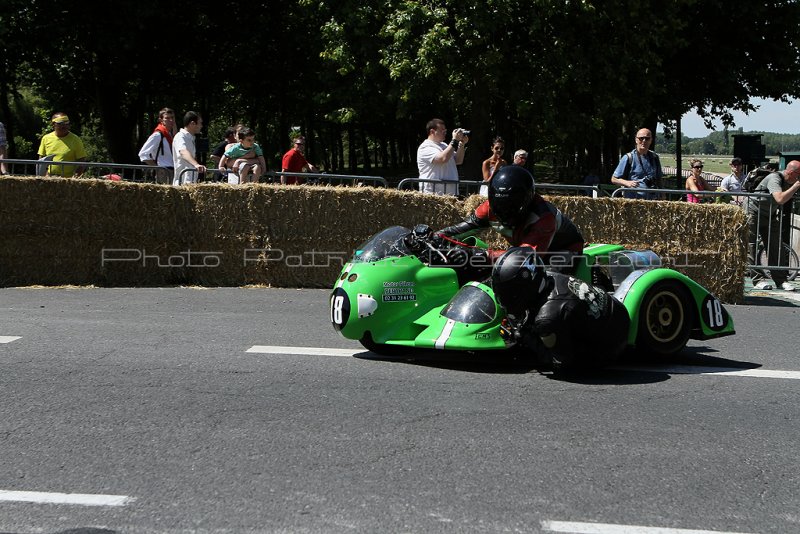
[
  {"left": 610, "top": 128, "right": 663, "bottom": 199},
  {"left": 416, "top": 118, "right": 469, "bottom": 195}
]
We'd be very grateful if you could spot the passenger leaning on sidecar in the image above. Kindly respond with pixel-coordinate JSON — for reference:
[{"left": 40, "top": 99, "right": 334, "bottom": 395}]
[
  {"left": 436, "top": 165, "right": 585, "bottom": 269},
  {"left": 492, "top": 247, "right": 630, "bottom": 372}
]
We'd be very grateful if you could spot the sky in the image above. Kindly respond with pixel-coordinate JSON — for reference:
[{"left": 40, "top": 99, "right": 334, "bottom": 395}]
[{"left": 659, "top": 97, "right": 799, "bottom": 138}]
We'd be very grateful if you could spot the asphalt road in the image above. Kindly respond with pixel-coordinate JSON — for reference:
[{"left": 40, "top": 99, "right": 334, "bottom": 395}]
[{"left": 0, "top": 287, "right": 799, "bottom": 534}]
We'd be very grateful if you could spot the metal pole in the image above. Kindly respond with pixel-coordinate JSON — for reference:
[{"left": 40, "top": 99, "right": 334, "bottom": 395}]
[{"left": 676, "top": 115, "right": 682, "bottom": 187}]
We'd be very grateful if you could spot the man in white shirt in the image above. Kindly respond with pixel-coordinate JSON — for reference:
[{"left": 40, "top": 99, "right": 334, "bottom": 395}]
[
  {"left": 416, "top": 118, "right": 469, "bottom": 195},
  {"left": 172, "top": 111, "right": 206, "bottom": 186}
]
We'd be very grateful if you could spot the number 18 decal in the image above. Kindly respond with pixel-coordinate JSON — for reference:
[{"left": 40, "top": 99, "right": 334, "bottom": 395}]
[
  {"left": 702, "top": 295, "right": 727, "bottom": 331},
  {"left": 330, "top": 288, "right": 351, "bottom": 331}
]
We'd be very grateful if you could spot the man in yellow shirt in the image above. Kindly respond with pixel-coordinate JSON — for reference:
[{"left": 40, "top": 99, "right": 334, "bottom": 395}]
[{"left": 37, "top": 112, "right": 88, "bottom": 177}]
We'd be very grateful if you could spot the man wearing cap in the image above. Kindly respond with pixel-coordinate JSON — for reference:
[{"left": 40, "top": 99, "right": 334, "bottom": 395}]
[
  {"left": 37, "top": 112, "right": 87, "bottom": 178},
  {"left": 721, "top": 157, "right": 745, "bottom": 193},
  {"left": 513, "top": 149, "right": 528, "bottom": 167}
]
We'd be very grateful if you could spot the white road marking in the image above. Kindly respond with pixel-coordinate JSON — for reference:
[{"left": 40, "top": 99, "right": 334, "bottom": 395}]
[
  {"left": 613, "top": 364, "right": 800, "bottom": 380},
  {"left": 0, "top": 336, "right": 21, "bottom": 344},
  {"left": 247, "top": 346, "right": 800, "bottom": 381},
  {"left": 0, "top": 489, "right": 132, "bottom": 507},
  {"left": 541, "top": 520, "right": 754, "bottom": 534},
  {"left": 247, "top": 345, "right": 362, "bottom": 357}
]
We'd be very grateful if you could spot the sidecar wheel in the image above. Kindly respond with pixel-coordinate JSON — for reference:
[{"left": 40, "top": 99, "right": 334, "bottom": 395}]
[
  {"left": 636, "top": 280, "right": 692, "bottom": 357},
  {"left": 360, "top": 332, "right": 404, "bottom": 355}
]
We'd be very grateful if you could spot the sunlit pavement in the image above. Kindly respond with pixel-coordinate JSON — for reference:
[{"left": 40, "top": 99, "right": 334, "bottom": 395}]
[{"left": 744, "top": 276, "right": 800, "bottom": 304}]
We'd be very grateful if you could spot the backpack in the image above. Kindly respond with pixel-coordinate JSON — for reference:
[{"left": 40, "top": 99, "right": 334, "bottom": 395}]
[{"left": 741, "top": 167, "right": 774, "bottom": 192}]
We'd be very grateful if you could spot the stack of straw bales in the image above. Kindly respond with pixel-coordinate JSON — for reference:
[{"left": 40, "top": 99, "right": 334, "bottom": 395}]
[{"left": 0, "top": 177, "right": 746, "bottom": 302}]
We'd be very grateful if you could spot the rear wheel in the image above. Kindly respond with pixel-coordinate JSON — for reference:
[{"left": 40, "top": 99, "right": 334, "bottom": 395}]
[{"left": 637, "top": 281, "right": 692, "bottom": 357}]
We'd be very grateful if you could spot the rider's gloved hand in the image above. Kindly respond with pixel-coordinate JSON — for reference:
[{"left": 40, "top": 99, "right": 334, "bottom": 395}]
[{"left": 444, "top": 247, "right": 469, "bottom": 267}]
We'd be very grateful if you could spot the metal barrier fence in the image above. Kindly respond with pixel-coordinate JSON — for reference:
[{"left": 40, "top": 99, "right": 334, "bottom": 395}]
[
  {"left": 610, "top": 186, "right": 799, "bottom": 280},
  {"left": 1, "top": 157, "right": 172, "bottom": 183},
  {"left": 396, "top": 177, "right": 607, "bottom": 198},
  {"left": 663, "top": 166, "right": 723, "bottom": 189}
]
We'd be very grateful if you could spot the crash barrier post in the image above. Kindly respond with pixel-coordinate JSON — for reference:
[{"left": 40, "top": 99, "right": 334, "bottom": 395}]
[{"left": 2, "top": 157, "right": 172, "bottom": 183}]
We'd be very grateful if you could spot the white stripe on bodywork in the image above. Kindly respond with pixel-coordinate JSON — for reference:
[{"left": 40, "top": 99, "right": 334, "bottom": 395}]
[{"left": 435, "top": 319, "right": 457, "bottom": 349}]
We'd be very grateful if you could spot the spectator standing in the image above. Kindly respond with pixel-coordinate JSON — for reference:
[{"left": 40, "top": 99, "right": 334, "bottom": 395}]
[
  {"left": 37, "top": 112, "right": 87, "bottom": 178},
  {"left": 480, "top": 136, "right": 506, "bottom": 196},
  {"left": 0, "top": 120, "right": 8, "bottom": 175},
  {"left": 219, "top": 126, "right": 266, "bottom": 184},
  {"left": 685, "top": 158, "right": 710, "bottom": 203},
  {"left": 137, "top": 107, "right": 176, "bottom": 184},
  {"left": 172, "top": 111, "right": 206, "bottom": 186},
  {"left": 281, "top": 135, "right": 318, "bottom": 185},
  {"left": 747, "top": 160, "right": 800, "bottom": 291},
  {"left": 416, "top": 118, "right": 468, "bottom": 196},
  {"left": 513, "top": 149, "right": 528, "bottom": 167},
  {"left": 610, "top": 128, "right": 663, "bottom": 199}
]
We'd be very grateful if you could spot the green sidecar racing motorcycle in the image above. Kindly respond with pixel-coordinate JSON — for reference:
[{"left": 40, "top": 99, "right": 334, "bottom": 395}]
[{"left": 330, "top": 225, "right": 735, "bottom": 357}]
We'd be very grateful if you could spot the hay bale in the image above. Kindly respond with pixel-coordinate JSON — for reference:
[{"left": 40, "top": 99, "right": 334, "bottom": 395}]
[{"left": 0, "top": 177, "right": 747, "bottom": 302}]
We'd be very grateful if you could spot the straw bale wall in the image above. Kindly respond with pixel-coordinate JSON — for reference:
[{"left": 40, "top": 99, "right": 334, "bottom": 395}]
[{"left": 0, "top": 177, "right": 746, "bottom": 302}]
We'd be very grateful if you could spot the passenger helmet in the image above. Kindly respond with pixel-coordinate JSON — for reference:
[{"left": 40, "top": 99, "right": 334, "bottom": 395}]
[
  {"left": 488, "top": 165, "right": 535, "bottom": 227},
  {"left": 491, "top": 247, "right": 548, "bottom": 316}
]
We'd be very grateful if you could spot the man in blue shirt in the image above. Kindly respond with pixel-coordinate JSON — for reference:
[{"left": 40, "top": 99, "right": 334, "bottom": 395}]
[{"left": 610, "top": 128, "right": 663, "bottom": 199}]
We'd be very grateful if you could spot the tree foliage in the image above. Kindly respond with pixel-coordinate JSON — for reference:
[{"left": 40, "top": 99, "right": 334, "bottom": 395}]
[{"left": 2, "top": 0, "right": 800, "bottom": 181}]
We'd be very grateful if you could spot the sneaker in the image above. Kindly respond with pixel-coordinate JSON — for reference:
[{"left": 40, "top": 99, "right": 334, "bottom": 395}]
[
  {"left": 754, "top": 280, "right": 774, "bottom": 290},
  {"left": 780, "top": 282, "right": 796, "bottom": 292}
]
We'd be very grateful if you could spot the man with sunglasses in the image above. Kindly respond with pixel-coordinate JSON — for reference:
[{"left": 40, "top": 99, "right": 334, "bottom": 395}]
[
  {"left": 281, "top": 135, "right": 318, "bottom": 185},
  {"left": 37, "top": 112, "right": 87, "bottom": 178},
  {"left": 610, "top": 128, "right": 663, "bottom": 199}
]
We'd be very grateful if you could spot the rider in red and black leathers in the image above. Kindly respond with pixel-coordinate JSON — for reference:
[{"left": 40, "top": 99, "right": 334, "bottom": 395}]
[{"left": 436, "top": 165, "right": 584, "bottom": 265}]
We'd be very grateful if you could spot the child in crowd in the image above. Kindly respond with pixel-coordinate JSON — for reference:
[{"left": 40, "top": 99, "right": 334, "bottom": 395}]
[{"left": 219, "top": 127, "right": 266, "bottom": 184}]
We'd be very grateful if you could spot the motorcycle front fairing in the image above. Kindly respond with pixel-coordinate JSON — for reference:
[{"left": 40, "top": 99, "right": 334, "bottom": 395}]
[
  {"left": 331, "top": 256, "right": 462, "bottom": 346},
  {"left": 331, "top": 226, "right": 465, "bottom": 346}
]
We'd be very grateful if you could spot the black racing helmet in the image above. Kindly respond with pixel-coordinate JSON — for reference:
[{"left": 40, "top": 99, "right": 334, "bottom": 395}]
[
  {"left": 491, "top": 247, "right": 548, "bottom": 317},
  {"left": 488, "top": 165, "right": 535, "bottom": 227}
]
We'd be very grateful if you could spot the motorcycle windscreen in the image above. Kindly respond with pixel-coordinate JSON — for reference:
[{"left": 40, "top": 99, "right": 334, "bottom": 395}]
[
  {"left": 440, "top": 284, "right": 497, "bottom": 324},
  {"left": 352, "top": 226, "right": 412, "bottom": 263}
]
